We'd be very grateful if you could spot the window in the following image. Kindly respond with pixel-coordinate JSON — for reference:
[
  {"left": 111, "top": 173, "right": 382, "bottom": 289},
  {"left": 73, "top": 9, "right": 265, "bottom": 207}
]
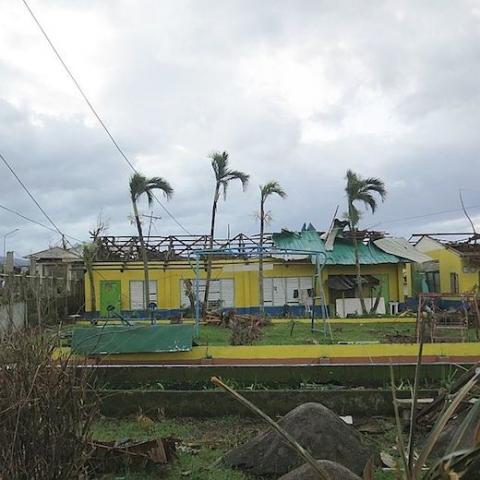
[
  {"left": 262, "top": 277, "right": 313, "bottom": 306},
  {"left": 129, "top": 280, "right": 157, "bottom": 310},
  {"left": 179, "top": 279, "right": 234, "bottom": 309},
  {"left": 450, "top": 273, "right": 459, "bottom": 294},
  {"left": 425, "top": 271, "right": 441, "bottom": 293}
]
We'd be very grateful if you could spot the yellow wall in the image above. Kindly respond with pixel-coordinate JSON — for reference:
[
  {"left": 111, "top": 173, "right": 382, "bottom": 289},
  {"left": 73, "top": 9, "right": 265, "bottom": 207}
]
[
  {"left": 85, "top": 259, "right": 404, "bottom": 312},
  {"left": 421, "top": 247, "right": 479, "bottom": 294}
]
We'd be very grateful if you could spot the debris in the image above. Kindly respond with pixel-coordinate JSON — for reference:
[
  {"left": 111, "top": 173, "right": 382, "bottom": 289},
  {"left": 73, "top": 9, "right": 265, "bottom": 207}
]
[
  {"left": 89, "top": 437, "right": 177, "bottom": 473},
  {"left": 222, "top": 402, "right": 374, "bottom": 476},
  {"left": 277, "top": 459, "right": 362, "bottom": 480},
  {"left": 380, "top": 451, "right": 396, "bottom": 468}
]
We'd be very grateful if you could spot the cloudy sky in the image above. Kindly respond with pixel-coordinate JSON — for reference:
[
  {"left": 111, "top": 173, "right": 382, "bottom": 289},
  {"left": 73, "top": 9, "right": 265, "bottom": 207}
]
[{"left": 1, "top": 0, "right": 480, "bottom": 256}]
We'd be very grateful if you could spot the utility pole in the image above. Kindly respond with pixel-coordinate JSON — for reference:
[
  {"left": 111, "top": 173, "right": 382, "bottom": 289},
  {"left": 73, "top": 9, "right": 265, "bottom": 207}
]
[{"left": 3, "top": 228, "right": 19, "bottom": 266}]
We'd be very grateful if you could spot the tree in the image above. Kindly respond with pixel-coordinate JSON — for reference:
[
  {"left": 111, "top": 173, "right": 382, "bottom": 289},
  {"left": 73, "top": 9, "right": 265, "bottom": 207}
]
[
  {"left": 345, "top": 169, "right": 386, "bottom": 315},
  {"left": 258, "top": 181, "right": 287, "bottom": 314},
  {"left": 129, "top": 173, "right": 173, "bottom": 317},
  {"left": 203, "top": 151, "right": 249, "bottom": 317}
]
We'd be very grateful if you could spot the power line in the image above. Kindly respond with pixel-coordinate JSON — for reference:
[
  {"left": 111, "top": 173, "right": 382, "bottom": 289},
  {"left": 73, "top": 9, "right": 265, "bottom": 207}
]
[
  {"left": 21, "top": 0, "right": 192, "bottom": 235},
  {"left": 0, "top": 202, "right": 84, "bottom": 243},
  {"left": 0, "top": 151, "right": 65, "bottom": 237},
  {"left": 368, "top": 204, "right": 480, "bottom": 229}
]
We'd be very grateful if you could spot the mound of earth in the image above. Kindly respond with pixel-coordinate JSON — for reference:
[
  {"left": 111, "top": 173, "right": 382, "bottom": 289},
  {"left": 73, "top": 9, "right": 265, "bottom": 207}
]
[
  {"left": 278, "top": 459, "right": 362, "bottom": 480},
  {"left": 223, "top": 402, "right": 373, "bottom": 476}
]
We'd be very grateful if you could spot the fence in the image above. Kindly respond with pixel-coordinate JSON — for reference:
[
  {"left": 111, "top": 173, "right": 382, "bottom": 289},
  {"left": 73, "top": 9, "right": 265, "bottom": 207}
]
[{"left": 0, "top": 273, "right": 84, "bottom": 326}]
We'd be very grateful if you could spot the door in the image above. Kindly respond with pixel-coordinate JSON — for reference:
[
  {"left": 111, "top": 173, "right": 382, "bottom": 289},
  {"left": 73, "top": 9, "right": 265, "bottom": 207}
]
[{"left": 100, "top": 280, "right": 121, "bottom": 316}]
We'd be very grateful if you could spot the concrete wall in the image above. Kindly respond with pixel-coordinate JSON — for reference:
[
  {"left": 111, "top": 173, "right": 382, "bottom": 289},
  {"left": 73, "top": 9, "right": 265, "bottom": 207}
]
[{"left": 0, "top": 302, "right": 25, "bottom": 332}]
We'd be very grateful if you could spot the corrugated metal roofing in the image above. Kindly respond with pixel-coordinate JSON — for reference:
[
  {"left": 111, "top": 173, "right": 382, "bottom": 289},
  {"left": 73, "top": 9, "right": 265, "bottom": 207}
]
[
  {"left": 272, "top": 230, "right": 404, "bottom": 265},
  {"left": 374, "top": 238, "right": 432, "bottom": 263}
]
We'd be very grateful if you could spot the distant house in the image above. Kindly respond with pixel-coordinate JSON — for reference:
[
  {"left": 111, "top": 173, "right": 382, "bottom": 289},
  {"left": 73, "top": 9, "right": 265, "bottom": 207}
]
[
  {"left": 84, "top": 225, "right": 429, "bottom": 318},
  {"left": 413, "top": 234, "right": 480, "bottom": 294},
  {"left": 29, "top": 246, "right": 84, "bottom": 283}
]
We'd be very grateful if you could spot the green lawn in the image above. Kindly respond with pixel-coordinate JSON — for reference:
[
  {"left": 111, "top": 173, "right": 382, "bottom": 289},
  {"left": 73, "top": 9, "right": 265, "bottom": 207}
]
[
  {"left": 197, "top": 321, "right": 417, "bottom": 346},
  {"left": 61, "top": 320, "right": 479, "bottom": 347},
  {"left": 92, "top": 416, "right": 397, "bottom": 480}
]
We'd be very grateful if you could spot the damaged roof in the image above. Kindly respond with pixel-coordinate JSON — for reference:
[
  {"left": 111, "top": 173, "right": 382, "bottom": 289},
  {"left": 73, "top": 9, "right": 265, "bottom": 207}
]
[{"left": 272, "top": 229, "right": 406, "bottom": 265}]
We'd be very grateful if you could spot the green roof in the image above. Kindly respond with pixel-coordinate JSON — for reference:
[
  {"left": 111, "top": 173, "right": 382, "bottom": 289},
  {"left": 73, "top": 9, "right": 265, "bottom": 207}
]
[{"left": 272, "top": 230, "right": 404, "bottom": 265}]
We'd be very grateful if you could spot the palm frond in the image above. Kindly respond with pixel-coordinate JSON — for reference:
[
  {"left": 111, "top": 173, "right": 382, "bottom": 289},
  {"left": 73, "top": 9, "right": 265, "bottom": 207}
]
[
  {"left": 345, "top": 170, "right": 387, "bottom": 225},
  {"left": 129, "top": 172, "right": 173, "bottom": 205},
  {"left": 225, "top": 169, "right": 249, "bottom": 190},
  {"left": 147, "top": 177, "right": 174, "bottom": 199},
  {"left": 129, "top": 173, "right": 147, "bottom": 201},
  {"left": 261, "top": 180, "right": 287, "bottom": 201},
  {"left": 210, "top": 151, "right": 229, "bottom": 181}
]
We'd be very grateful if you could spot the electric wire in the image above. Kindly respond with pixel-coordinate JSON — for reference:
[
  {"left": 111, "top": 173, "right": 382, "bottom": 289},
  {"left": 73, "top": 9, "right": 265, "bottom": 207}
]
[
  {"left": 368, "top": 204, "right": 480, "bottom": 229},
  {"left": 0, "top": 151, "right": 65, "bottom": 237},
  {"left": 0, "top": 202, "right": 84, "bottom": 243},
  {"left": 21, "top": 0, "right": 192, "bottom": 235}
]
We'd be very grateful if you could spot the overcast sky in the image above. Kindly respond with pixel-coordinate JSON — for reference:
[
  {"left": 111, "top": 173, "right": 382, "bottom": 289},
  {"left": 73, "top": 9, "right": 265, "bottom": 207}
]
[{"left": 1, "top": 0, "right": 480, "bottom": 256}]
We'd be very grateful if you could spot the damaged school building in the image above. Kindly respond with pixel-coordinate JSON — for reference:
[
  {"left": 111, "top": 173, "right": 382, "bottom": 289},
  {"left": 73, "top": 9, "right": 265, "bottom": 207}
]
[
  {"left": 411, "top": 233, "right": 480, "bottom": 295},
  {"left": 84, "top": 222, "right": 433, "bottom": 318}
]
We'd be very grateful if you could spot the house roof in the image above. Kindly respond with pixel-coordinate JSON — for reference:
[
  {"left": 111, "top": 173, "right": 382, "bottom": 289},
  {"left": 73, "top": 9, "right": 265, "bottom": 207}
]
[
  {"left": 29, "top": 246, "right": 82, "bottom": 262},
  {"left": 271, "top": 229, "right": 406, "bottom": 265}
]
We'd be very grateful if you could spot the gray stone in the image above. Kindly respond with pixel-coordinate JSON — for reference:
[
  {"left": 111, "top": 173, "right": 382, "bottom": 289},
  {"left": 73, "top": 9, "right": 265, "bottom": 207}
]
[
  {"left": 223, "top": 402, "right": 373, "bottom": 476},
  {"left": 278, "top": 459, "right": 362, "bottom": 480}
]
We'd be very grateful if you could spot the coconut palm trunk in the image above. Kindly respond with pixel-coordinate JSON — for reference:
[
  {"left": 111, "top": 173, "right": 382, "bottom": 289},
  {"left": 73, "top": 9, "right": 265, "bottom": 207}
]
[
  {"left": 345, "top": 170, "right": 386, "bottom": 316},
  {"left": 259, "top": 198, "right": 265, "bottom": 314},
  {"left": 132, "top": 199, "right": 151, "bottom": 312},
  {"left": 258, "top": 181, "right": 287, "bottom": 315},
  {"left": 351, "top": 224, "right": 368, "bottom": 315},
  {"left": 203, "top": 183, "right": 220, "bottom": 317},
  {"left": 203, "top": 152, "right": 249, "bottom": 319},
  {"left": 129, "top": 172, "right": 173, "bottom": 322}
]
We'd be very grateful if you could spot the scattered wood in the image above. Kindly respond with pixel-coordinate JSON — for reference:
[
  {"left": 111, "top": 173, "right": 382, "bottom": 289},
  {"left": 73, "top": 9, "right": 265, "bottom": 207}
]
[{"left": 89, "top": 437, "right": 177, "bottom": 472}]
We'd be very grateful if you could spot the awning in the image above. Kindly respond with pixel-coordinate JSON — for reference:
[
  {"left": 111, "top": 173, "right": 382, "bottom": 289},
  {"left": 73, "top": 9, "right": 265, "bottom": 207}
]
[{"left": 327, "top": 275, "right": 380, "bottom": 291}]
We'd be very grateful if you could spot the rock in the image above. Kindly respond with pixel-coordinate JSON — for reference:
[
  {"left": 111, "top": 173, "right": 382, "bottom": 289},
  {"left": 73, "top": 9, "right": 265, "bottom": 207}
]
[
  {"left": 223, "top": 402, "right": 373, "bottom": 476},
  {"left": 277, "top": 459, "right": 362, "bottom": 480}
]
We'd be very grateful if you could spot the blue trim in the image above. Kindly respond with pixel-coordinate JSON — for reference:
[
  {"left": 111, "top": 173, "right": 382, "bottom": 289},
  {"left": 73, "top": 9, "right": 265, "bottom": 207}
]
[{"left": 84, "top": 305, "right": 330, "bottom": 321}]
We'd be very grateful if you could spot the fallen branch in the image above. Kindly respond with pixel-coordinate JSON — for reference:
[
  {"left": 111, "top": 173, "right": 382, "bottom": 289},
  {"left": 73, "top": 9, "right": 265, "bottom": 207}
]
[{"left": 211, "top": 376, "right": 331, "bottom": 480}]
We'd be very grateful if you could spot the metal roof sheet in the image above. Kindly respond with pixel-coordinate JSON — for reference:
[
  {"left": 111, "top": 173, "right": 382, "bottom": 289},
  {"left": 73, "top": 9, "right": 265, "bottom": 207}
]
[
  {"left": 374, "top": 238, "right": 432, "bottom": 263},
  {"left": 272, "top": 230, "right": 403, "bottom": 265}
]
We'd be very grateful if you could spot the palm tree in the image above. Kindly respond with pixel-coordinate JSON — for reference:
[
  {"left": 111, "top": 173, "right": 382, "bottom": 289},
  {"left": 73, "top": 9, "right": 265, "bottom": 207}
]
[
  {"left": 203, "top": 151, "right": 249, "bottom": 317},
  {"left": 129, "top": 173, "right": 173, "bottom": 316},
  {"left": 345, "top": 169, "right": 386, "bottom": 315},
  {"left": 258, "top": 181, "right": 287, "bottom": 314}
]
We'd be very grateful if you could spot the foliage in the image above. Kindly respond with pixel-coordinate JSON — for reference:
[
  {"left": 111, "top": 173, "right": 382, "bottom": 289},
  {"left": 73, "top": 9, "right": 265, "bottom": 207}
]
[
  {"left": 345, "top": 169, "right": 386, "bottom": 228},
  {"left": 0, "top": 328, "right": 98, "bottom": 479}
]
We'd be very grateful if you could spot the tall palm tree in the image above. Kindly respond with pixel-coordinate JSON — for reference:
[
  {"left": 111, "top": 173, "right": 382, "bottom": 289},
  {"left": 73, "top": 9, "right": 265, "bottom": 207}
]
[
  {"left": 130, "top": 173, "right": 173, "bottom": 316},
  {"left": 345, "top": 169, "right": 386, "bottom": 315},
  {"left": 258, "top": 181, "right": 287, "bottom": 314},
  {"left": 203, "top": 151, "right": 249, "bottom": 317}
]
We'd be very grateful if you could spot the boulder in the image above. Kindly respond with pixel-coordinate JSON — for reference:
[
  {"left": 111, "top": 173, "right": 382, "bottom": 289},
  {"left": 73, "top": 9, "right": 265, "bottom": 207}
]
[
  {"left": 278, "top": 459, "right": 362, "bottom": 480},
  {"left": 223, "top": 402, "right": 373, "bottom": 476}
]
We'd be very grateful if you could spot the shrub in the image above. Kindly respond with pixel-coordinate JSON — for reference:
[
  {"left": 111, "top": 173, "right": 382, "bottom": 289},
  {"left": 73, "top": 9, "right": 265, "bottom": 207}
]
[{"left": 0, "top": 328, "right": 98, "bottom": 479}]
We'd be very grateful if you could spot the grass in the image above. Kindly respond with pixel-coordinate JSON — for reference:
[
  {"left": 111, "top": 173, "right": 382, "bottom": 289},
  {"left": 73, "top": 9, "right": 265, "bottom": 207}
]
[
  {"left": 60, "top": 320, "right": 479, "bottom": 347},
  {"left": 92, "top": 416, "right": 259, "bottom": 479},
  {"left": 92, "top": 415, "right": 401, "bottom": 479},
  {"left": 197, "top": 321, "right": 417, "bottom": 346}
]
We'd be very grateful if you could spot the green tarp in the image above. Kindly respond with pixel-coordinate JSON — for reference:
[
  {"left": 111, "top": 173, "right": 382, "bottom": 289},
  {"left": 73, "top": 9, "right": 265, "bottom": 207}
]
[{"left": 71, "top": 325, "right": 194, "bottom": 355}]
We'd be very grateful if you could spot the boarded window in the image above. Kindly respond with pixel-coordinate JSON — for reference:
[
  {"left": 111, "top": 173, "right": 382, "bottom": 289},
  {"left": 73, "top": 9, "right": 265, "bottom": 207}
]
[{"left": 129, "top": 280, "right": 157, "bottom": 310}]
